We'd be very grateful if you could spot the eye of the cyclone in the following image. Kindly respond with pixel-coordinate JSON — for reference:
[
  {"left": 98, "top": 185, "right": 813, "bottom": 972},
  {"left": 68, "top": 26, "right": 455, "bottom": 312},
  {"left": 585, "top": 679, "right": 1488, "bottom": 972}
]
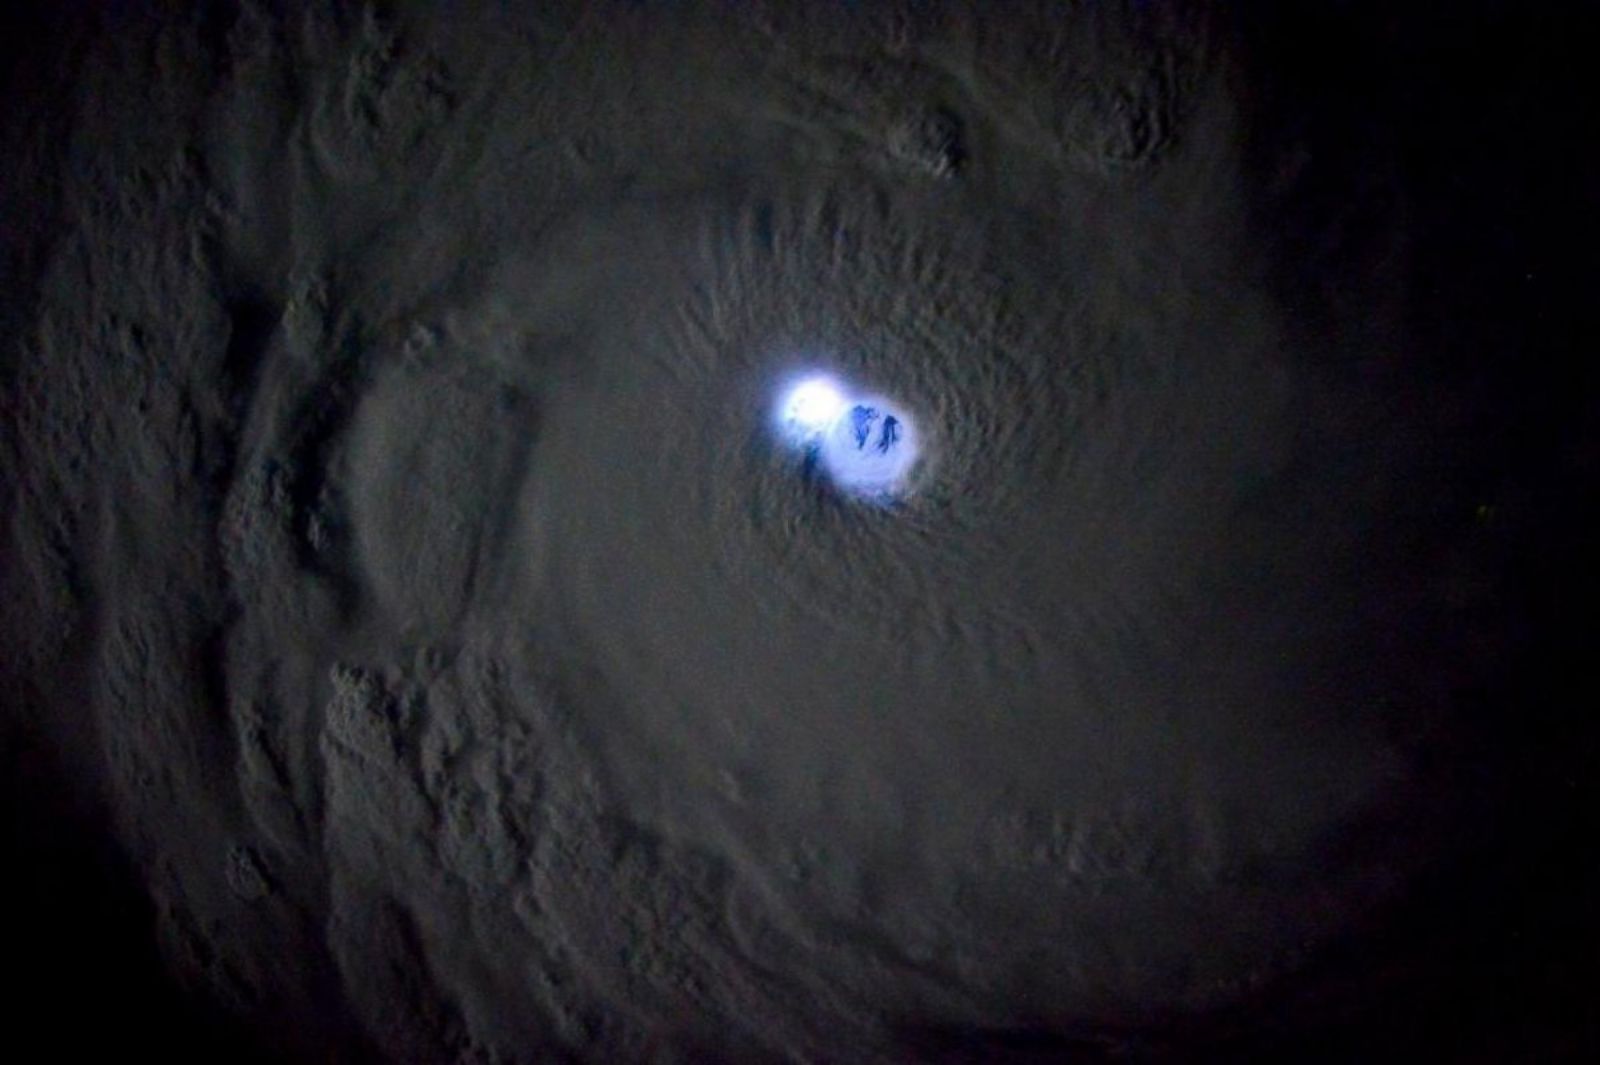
[{"left": 774, "top": 373, "right": 920, "bottom": 499}]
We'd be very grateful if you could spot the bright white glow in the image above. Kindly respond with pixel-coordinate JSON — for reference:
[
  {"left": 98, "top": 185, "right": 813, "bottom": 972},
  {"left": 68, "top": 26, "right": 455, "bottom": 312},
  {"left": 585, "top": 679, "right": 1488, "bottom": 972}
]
[
  {"left": 772, "top": 371, "right": 922, "bottom": 500},
  {"left": 780, "top": 377, "right": 846, "bottom": 433}
]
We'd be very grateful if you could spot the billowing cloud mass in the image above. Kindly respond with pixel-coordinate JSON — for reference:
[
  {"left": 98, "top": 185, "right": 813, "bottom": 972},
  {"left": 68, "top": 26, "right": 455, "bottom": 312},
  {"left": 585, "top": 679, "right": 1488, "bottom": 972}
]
[{"left": 2, "top": 2, "right": 1592, "bottom": 1062}]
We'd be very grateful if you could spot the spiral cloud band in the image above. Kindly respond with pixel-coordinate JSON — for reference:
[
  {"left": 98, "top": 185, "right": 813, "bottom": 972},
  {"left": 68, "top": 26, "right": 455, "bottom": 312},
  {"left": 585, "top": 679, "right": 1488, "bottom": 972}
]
[{"left": 2, "top": 2, "right": 1571, "bottom": 1061}]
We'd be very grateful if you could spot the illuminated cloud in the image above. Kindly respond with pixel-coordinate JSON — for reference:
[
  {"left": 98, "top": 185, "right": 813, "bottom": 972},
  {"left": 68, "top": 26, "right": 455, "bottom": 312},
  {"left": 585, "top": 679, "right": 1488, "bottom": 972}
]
[{"left": 774, "top": 374, "right": 920, "bottom": 499}]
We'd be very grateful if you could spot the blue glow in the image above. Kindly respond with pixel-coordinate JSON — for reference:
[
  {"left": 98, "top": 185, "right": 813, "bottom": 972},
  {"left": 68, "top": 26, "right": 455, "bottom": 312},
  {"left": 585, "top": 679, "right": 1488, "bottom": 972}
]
[{"left": 773, "top": 373, "right": 920, "bottom": 499}]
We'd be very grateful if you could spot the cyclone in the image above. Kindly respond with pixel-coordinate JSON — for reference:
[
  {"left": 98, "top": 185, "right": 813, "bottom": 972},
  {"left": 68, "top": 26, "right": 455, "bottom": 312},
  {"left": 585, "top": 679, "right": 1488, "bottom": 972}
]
[{"left": 1, "top": 2, "right": 1580, "bottom": 1062}]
